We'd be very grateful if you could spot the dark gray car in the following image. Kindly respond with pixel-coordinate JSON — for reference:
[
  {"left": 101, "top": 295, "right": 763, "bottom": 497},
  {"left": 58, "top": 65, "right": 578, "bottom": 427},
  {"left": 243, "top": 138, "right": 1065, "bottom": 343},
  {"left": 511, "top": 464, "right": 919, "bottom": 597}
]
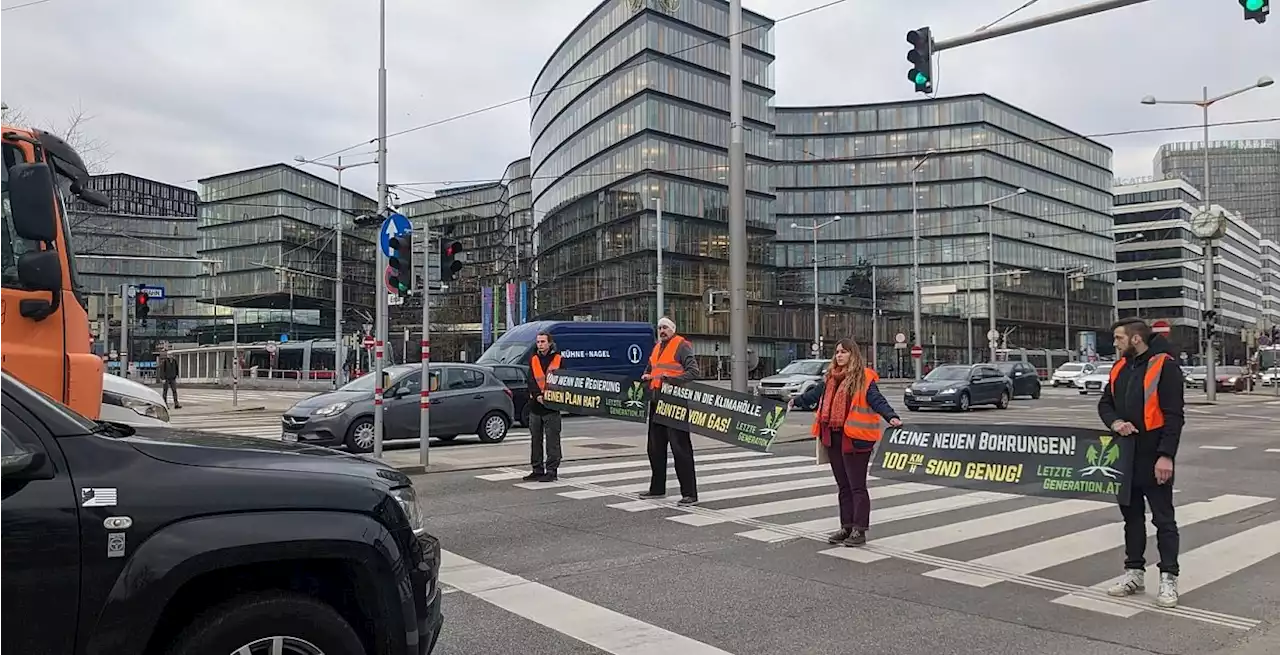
[
  {"left": 903, "top": 364, "right": 1013, "bottom": 412},
  {"left": 281, "top": 363, "right": 515, "bottom": 453}
]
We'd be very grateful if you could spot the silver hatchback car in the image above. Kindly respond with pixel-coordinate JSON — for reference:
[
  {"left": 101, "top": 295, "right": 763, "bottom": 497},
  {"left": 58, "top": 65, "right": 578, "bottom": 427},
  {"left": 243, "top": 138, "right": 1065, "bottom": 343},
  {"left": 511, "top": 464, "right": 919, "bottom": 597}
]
[{"left": 281, "top": 363, "right": 515, "bottom": 453}]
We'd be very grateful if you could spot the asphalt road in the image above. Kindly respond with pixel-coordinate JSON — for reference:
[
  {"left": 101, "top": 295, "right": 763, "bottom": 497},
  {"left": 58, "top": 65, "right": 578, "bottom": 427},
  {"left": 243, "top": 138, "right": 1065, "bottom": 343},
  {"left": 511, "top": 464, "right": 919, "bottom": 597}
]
[{"left": 418, "top": 387, "right": 1280, "bottom": 655}]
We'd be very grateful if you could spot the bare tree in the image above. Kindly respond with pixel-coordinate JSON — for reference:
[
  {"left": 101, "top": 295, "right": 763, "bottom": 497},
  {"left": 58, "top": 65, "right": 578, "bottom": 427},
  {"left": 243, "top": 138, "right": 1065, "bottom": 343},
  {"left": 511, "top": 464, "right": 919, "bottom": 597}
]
[{"left": 1, "top": 99, "right": 114, "bottom": 173}]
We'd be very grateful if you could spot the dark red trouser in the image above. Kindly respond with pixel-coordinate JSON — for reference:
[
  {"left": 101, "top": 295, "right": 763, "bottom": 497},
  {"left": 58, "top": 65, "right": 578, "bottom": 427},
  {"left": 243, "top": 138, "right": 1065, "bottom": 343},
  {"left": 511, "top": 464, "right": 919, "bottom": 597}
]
[{"left": 824, "top": 427, "right": 873, "bottom": 530}]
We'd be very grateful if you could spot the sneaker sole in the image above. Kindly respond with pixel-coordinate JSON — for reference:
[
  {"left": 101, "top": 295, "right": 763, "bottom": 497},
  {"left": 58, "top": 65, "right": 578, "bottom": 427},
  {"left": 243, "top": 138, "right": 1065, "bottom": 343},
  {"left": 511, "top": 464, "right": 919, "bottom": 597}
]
[{"left": 1107, "top": 587, "right": 1144, "bottom": 597}]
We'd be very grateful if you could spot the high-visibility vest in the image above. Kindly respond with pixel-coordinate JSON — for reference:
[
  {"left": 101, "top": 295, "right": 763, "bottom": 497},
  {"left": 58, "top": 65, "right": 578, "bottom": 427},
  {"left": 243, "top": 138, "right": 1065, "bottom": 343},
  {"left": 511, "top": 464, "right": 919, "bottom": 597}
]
[
  {"left": 530, "top": 353, "right": 562, "bottom": 392},
  {"left": 647, "top": 335, "right": 688, "bottom": 390},
  {"left": 809, "top": 368, "right": 883, "bottom": 442},
  {"left": 1109, "top": 353, "right": 1171, "bottom": 430}
]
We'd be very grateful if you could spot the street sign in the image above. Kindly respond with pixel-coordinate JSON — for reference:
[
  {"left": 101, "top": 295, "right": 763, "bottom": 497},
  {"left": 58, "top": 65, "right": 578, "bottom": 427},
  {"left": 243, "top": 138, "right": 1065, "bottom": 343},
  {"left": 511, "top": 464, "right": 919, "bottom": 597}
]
[
  {"left": 1152, "top": 319, "right": 1171, "bottom": 335},
  {"left": 920, "top": 284, "right": 958, "bottom": 295},
  {"left": 379, "top": 212, "right": 412, "bottom": 258},
  {"left": 895, "top": 332, "right": 907, "bottom": 343},
  {"left": 126, "top": 284, "right": 166, "bottom": 300},
  {"left": 363, "top": 335, "right": 376, "bottom": 348},
  {"left": 910, "top": 345, "right": 923, "bottom": 359},
  {"left": 388, "top": 293, "right": 404, "bottom": 306}
]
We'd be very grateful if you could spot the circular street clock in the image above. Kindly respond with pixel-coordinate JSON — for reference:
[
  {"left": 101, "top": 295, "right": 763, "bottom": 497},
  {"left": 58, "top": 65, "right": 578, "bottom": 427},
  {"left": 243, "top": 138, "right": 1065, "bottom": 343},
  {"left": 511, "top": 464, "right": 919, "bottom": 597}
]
[{"left": 1190, "top": 209, "right": 1224, "bottom": 240}]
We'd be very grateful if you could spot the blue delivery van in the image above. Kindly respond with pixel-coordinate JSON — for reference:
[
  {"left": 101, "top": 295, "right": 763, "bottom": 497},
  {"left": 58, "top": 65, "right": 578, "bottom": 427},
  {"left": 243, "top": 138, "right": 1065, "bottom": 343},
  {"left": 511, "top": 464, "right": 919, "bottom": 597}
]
[{"left": 477, "top": 320, "right": 656, "bottom": 379}]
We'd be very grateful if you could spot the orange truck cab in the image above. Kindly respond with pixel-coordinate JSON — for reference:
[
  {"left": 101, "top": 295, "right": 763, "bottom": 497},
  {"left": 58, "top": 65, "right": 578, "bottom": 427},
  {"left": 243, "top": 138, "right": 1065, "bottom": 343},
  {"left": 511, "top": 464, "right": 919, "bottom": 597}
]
[{"left": 2, "top": 125, "right": 111, "bottom": 418}]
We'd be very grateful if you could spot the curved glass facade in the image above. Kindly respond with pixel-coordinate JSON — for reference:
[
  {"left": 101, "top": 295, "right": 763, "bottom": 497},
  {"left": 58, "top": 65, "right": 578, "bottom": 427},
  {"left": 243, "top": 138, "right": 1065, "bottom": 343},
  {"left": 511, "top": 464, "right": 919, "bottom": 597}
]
[
  {"left": 775, "top": 95, "right": 1115, "bottom": 361},
  {"left": 531, "top": 0, "right": 784, "bottom": 369}
]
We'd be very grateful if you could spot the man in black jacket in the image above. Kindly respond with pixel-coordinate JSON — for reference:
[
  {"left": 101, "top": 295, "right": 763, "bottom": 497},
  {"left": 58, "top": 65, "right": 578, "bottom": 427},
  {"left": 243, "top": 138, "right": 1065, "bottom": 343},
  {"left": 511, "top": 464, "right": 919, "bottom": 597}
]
[
  {"left": 1098, "top": 317, "right": 1185, "bottom": 608},
  {"left": 524, "top": 331, "right": 564, "bottom": 483}
]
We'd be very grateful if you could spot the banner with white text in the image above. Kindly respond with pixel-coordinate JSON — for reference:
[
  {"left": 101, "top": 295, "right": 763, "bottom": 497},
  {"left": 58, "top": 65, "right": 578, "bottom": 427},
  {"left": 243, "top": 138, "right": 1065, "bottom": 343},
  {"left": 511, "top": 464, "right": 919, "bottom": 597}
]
[
  {"left": 541, "top": 370, "right": 649, "bottom": 423},
  {"left": 874, "top": 424, "right": 1133, "bottom": 505},
  {"left": 651, "top": 380, "right": 788, "bottom": 452}
]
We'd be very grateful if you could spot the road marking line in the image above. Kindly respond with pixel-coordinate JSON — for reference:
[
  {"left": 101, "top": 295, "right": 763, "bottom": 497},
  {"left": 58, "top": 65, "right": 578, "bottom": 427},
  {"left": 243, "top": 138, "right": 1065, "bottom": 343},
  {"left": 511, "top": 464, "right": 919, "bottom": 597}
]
[
  {"left": 670, "top": 481, "right": 939, "bottom": 527},
  {"left": 440, "top": 550, "right": 735, "bottom": 654},
  {"left": 1266, "top": 448, "right": 1280, "bottom": 453},
  {"left": 924, "top": 494, "right": 1273, "bottom": 587},
  {"left": 1199, "top": 445, "right": 1239, "bottom": 451},
  {"left": 560, "top": 464, "right": 828, "bottom": 500},
  {"left": 478, "top": 452, "right": 766, "bottom": 481},
  {"left": 515, "top": 455, "right": 810, "bottom": 490},
  {"left": 741, "top": 491, "right": 1017, "bottom": 544},
  {"left": 608, "top": 476, "right": 834, "bottom": 512},
  {"left": 1052, "top": 519, "right": 1280, "bottom": 620}
]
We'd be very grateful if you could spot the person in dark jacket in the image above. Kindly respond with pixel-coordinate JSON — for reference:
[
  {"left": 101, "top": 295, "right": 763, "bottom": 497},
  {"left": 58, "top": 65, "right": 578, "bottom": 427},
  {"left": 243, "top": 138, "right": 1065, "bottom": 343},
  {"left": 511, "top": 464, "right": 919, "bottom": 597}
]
[
  {"left": 157, "top": 351, "right": 181, "bottom": 409},
  {"left": 524, "top": 331, "right": 564, "bottom": 482},
  {"left": 1098, "top": 317, "right": 1185, "bottom": 608},
  {"left": 640, "top": 316, "right": 702, "bottom": 505},
  {"left": 790, "top": 338, "right": 901, "bottom": 547}
]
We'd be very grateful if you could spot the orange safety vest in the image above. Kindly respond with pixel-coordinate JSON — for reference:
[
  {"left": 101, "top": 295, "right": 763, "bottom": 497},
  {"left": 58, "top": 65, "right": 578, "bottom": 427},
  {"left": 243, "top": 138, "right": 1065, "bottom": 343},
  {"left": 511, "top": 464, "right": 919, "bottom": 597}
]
[
  {"left": 809, "top": 368, "right": 883, "bottom": 441},
  {"left": 647, "top": 335, "right": 688, "bottom": 390},
  {"left": 530, "top": 353, "right": 562, "bottom": 392},
  {"left": 1109, "top": 353, "right": 1171, "bottom": 430}
]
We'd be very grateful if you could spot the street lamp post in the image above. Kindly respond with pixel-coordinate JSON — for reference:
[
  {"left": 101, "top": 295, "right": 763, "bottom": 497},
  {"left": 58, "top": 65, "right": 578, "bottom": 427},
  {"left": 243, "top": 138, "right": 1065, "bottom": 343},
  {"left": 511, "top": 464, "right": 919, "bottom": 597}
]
[
  {"left": 1141, "top": 75, "right": 1273, "bottom": 401},
  {"left": 1112, "top": 232, "right": 1146, "bottom": 323},
  {"left": 910, "top": 150, "right": 934, "bottom": 379},
  {"left": 1048, "top": 264, "right": 1091, "bottom": 355},
  {"left": 295, "top": 154, "right": 378, "bottom": 388},
  {"left": 791, "top": 216, "right": 841, "bottom": 356},
  {"left": 984, "top": 188, "right": 1028, "bottom": 362}
]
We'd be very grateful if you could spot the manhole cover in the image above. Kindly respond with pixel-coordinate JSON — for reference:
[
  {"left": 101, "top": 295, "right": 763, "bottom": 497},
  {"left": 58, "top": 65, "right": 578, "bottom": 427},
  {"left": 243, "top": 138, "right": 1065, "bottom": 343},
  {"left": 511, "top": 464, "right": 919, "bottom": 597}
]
[{"left": 577, "top": 443, "right": 632, "bottom": 451}]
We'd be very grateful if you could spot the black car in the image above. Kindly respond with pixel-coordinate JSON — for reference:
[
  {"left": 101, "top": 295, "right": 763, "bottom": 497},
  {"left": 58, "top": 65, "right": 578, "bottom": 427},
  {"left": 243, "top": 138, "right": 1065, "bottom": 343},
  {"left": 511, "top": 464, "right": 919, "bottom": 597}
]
[
  {"left": 1, "top": 370, "right": 443, "bottom": 655},
  {"left": 488, "top": 363, "right": 532, "bottom": 426},
  {"left": 903, "top": 364, "right": 1014, "bottom": 412},
  {"left": 990, "top": 361, "right": 1042, "bottom": 399}
]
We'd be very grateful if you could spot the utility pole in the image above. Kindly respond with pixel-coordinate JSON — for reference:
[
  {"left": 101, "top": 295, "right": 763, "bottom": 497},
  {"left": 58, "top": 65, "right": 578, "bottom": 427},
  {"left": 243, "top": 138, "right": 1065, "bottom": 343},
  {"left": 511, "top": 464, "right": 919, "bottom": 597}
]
[
  {"left": 655, "top": 194, "right": 665, "bottom": 317},
  {"left": 727, "top": 0, "right": 748, "bottom": 392},
  {"left": 791, "top": 216, "right": 840, "bottom": 357},
  {"left": 910, "top": 152, "right": 932, "bottom": 379},
  {"left": 119, "top": 283, "right": 129, "bottom": 379},
  {"left": 870, "top": 265, "right": 878, "bottom": 371},
  {"left": 373, "top": 0, "right": 390, "bottom": 458},
  {"left": 420, "top": 229, "right": 433, "bottom": 468}
]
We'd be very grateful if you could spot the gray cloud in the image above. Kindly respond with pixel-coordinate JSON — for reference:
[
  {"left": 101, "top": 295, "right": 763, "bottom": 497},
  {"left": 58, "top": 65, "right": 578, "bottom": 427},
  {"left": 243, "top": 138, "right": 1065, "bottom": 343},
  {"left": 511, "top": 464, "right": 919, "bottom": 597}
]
[{"left": 3, "top": 0, "right": 1276, "bottom": 200}]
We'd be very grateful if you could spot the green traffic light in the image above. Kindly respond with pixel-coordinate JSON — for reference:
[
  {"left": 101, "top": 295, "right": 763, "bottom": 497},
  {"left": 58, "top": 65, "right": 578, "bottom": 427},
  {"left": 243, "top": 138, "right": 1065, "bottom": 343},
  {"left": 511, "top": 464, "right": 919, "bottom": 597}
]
[
  {"left": 913, "top": 71, "right": 929, "bottom": 85},
  {"left": 1245, "top": 0, "right": 1263, "bottom": 9}
]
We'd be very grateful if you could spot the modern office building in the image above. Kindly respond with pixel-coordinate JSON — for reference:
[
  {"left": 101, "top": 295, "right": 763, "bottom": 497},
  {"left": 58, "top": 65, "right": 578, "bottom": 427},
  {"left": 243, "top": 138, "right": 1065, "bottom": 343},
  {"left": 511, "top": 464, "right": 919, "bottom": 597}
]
[
  {"left": 774, "top": 95, "right": 1116, "bottom": 367},
  {"left": 1259, "top": 238, "right": 1280, "bottom": 334},
  {"left": 1113, "top": 177, "right": 1261, "bottom": 363},
  {"left": 196, "top": 164, "right": 379, "bottom": 347},
  {"left": 528, "top": 0, "right": 783, "bottom": 372},
  {"left": 1154, "top": 139, "right": 1280, "bottom": 242},
  {"left": 504, "top": 157, "right": 535, "bottom": 284},
  {"left": 67, "top": 173, "right": 201, "bottom": 369}
]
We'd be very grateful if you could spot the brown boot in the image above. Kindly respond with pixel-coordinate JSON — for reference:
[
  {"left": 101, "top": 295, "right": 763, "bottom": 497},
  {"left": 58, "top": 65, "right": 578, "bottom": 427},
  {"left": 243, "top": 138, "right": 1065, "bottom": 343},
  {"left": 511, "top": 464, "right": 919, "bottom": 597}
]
[
  {"left": 842, "top": 530, "right": 867, "bottom": 547},
  {"left": 827, "top": 527, "right": 852, "bottom": 544}
]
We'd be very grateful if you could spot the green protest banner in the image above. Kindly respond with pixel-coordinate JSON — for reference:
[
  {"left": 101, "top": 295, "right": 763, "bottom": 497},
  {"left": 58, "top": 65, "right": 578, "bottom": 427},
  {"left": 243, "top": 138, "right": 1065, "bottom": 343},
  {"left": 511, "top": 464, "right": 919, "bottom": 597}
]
[
  {"left": 651, "top": 380, "right": 788, "bottom": 452},
  {"left": 541, "top": 370, "right": 649, "bottom": 423},
  {"left": 874, "top": 424, "right": 1134, "bottom": 504}
]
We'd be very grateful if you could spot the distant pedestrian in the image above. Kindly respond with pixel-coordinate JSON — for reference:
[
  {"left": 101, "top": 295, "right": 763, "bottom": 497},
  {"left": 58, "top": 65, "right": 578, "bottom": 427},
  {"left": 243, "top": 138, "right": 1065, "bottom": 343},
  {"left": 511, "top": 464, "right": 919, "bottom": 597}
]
[
  {"left": 1098, "top": 317, "right": 1185, "bottom": 608},
  {"left": 525, "top": 331, "right": 564, "bottom": 482},
  {"left": 791, "top": 338, "right": 901, "bottom": 547},
  {"left": 157, "top": 351, "right": 181, "bottom": 409},
  {"left": 640, "top": 316, "right": 701, "bottom": 505}
]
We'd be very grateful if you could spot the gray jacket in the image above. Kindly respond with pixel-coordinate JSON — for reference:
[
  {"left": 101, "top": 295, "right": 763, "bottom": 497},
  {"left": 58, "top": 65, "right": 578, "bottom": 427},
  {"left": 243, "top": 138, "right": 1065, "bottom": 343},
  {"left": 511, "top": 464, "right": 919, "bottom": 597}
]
[{"left": 644, "top": 337, "right": 700, "bottom": 382}]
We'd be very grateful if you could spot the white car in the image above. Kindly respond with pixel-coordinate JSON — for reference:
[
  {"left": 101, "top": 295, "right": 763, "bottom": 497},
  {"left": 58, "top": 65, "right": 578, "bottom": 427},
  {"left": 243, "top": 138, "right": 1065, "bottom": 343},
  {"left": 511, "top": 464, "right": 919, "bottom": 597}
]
[
  {"left": 1051, "top": 361, "right": 1095, "bottom": 387},
  {"left": 1074, "top": 362, "right": 1116, "bottom": 395},
  {"left": 101, "top": 373, "right": 170, "bottom": 427}
]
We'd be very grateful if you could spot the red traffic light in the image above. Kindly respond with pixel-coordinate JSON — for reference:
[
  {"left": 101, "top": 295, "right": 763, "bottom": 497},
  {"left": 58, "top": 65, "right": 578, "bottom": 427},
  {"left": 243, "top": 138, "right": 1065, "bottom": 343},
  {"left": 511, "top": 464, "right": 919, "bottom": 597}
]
[{"left": 136, "top": 292, "right": 149, "bottom": 305}]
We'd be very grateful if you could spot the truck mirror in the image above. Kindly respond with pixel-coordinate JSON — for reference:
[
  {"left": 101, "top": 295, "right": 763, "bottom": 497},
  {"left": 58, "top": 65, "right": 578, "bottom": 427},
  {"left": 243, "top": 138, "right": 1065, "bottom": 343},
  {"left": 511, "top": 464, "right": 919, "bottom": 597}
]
[
  {"left": 8, "top": 163, "right": 59, "bottom": 242},
  {"left": 17, "top": 250, "right": 62, "bottom": 292}
]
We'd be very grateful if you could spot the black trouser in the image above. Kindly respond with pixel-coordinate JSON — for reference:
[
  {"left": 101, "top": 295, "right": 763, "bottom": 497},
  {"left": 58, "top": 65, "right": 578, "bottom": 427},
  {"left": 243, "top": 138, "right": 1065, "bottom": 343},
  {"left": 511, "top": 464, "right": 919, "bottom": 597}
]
[
  {"left": 647, "top": 406, "right": 697, "bottom": 497},
  {"left": 528, "top": 411, "right": 562, "bottom": 474},
  {"left": 161, "top": 379, "right": 179, "bottom": 405},
  {"left": 1120, "top": 458, "right": 1179, "bottom": 576}
]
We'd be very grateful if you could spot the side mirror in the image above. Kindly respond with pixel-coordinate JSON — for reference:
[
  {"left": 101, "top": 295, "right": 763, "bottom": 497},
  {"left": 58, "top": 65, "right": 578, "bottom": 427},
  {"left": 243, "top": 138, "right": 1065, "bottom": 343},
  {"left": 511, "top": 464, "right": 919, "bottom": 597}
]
[
  {"left": 8, "top": 163, "right": 59, "bottom": 242},
  {"left": 970, "top": 374, "right": 982, "bottom": 382},
  {"left": 395, "top": 386, "right": 412, "bottom": 399},
  {"left": 1, "top": 451, "right": 46, "bottom": 478},
  {"left": 17, "top": 249, "right": 62, "bottom": 292}
]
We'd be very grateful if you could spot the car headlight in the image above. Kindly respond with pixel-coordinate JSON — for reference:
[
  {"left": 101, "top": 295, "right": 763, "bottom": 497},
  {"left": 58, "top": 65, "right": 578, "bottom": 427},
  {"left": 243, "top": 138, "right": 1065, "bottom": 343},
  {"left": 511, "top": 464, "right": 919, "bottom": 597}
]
[
  {"left": 937, "top": 387, "right": 958, "bottom": 395},
  {"left": 103, "top": 391, "right": 169, "bottom": 422},
  {"left": 390, "top": 486, "right": 427, "bottom": 536},
  {"left": 312, "top": 401, "right": 351, "bottom": 417}
]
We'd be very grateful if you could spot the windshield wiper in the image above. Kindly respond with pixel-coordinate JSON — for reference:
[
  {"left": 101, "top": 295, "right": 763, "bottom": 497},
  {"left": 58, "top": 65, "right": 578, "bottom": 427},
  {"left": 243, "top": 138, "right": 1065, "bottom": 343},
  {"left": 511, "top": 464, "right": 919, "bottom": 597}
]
[{"left": 92, "top": 421, "right": 136, "bottom": 438}]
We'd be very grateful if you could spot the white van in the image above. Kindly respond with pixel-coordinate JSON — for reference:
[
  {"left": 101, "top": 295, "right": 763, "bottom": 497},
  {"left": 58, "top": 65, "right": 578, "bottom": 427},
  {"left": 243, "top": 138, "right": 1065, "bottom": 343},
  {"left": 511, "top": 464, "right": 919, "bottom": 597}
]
[{"left": 101, "top": 373, "right": 170, "bottom": 427}]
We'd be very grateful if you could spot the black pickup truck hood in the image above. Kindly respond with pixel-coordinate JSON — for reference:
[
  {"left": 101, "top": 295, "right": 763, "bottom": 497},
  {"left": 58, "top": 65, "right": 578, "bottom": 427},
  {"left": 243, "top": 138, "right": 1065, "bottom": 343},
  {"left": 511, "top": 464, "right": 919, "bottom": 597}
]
[{"left": 124, "top": 427, "right": 410, "bottom": 485}]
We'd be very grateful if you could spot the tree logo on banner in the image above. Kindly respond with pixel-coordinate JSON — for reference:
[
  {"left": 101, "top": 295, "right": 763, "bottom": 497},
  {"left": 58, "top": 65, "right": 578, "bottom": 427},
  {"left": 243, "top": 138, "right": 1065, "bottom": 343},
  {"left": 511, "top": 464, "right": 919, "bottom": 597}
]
[
  {"left": 760, "top": 405, "right": 786, "bottom": 439},
  {"left": 1079, "top": 435, "right": 1123, "bottom": 479},
  {"left": 625, "top": 382, "right": 647, "bottom": 408}
]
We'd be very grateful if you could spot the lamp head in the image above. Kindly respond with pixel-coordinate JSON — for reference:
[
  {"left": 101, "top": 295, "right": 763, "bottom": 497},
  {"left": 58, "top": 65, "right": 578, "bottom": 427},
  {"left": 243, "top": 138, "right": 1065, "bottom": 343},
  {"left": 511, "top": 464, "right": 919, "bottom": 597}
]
[
  {"left": 1258, "top": 76, "right": 1274, "bottom": 89},
  {"left": 1140, "top": 95, "right": 1157, "bottom": 105}
]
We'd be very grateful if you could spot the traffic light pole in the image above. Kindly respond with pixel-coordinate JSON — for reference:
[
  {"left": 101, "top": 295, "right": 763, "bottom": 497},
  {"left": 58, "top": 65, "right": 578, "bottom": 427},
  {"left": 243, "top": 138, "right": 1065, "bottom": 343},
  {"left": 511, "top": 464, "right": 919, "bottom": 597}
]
[
  {"left": 931, "top": 0, "right": 1153, "bottom": 52},
  {"left": 119, "top": 283, "right": 129, "bottom": 379},
  {"left": 373, "top": 0, "right": 389, "bottom": 459},
  {"left": 727, "top": 0, "right": 749, "bottom": 393},
  {"left": 419, "top": 230, "right": 433, "bottom": 468}
]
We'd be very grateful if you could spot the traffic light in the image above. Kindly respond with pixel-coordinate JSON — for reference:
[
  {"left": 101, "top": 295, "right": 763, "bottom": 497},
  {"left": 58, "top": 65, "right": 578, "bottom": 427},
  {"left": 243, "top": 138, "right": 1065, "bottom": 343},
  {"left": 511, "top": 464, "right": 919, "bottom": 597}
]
[
  {"left": 387, "top": 232, "right": 412, "bottom": 294},
  {"left": 135, "top": 292, "right": 150, "bottom": 326},
  {"left": 440, "top": 240, "right": 463, "bottom": 282},
  {"left": 1241, "top": 0, "right": 1269, "bottom": 23},
  {"left": 906, "top": 27, "right": 934, "bottom": 94}
]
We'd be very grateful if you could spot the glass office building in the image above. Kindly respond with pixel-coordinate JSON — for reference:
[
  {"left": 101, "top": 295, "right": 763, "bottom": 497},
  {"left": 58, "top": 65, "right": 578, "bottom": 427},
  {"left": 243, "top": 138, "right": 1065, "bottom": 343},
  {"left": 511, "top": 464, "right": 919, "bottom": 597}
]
[
  {"left": 529, "top": 0, "right": 784, "bottom": 371},
  {"left": 1155, "top": 139, "right": 1280, "bottom": 243},
  {"left": 774, "top": 95, "right": 1115, "bottom": 365},
  {"left": 68, "top": 173, "right": 201, "bottom": 366},
  {"left": 197, "top": 164, "right": 379, "bottom": 341}
]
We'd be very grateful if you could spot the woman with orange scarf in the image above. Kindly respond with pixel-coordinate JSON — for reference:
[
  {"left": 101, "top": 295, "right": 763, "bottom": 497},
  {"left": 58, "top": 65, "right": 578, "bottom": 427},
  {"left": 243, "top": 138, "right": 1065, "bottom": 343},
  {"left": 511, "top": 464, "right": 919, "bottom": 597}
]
[{"left": 790, "top": 338, "right": 901, "bottom": 546}]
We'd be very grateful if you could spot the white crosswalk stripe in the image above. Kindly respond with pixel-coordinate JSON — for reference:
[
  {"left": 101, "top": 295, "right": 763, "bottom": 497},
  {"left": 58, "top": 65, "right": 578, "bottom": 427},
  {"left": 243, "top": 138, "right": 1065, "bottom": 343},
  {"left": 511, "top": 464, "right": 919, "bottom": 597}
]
[
  {"left": 165, "top": 414, "right": 535, "bottom": 445},
  {"left": 476, "top": 451, "right": 1279, "bottom": 629}
]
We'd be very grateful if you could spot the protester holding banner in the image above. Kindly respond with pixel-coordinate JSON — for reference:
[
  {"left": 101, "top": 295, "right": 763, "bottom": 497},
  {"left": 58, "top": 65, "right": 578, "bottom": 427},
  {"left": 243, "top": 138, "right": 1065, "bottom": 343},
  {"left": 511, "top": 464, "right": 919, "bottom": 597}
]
[
  {"left": 1098, "top": 317, "right": 1185, "bottom": 608},
  {"left": 640, "top": 317, "right": 702, "bottom": 505},
  {"left": 790, "top": 339, "right": 901, "bottom": 547},
  {"left": 523, "top": 331, "right": 565, "bottom": 482}
]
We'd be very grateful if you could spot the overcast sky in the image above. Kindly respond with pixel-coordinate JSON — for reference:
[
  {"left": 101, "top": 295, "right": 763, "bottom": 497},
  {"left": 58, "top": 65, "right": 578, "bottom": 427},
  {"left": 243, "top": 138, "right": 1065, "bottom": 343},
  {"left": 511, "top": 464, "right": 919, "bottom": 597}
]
[{"left": 3, "top": 0, "right": 1277, "bottom": 203}]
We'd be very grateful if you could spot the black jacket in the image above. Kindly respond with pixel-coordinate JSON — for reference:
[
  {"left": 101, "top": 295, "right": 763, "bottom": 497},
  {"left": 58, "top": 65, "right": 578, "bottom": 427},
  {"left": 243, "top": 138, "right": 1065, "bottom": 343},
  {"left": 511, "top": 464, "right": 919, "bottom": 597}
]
[
  {"left": 1097, "top": 335, "right": 1184, "bottom": 462},
  {"left": 528, "top": 350, "right": 560, "bottom": 415}
]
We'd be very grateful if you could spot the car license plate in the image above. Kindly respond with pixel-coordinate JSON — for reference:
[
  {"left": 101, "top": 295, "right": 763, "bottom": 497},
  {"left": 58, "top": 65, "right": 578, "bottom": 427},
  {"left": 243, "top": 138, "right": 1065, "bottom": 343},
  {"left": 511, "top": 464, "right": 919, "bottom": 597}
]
[{"left": 282, "top": 432, "right": 298, "bottom": 442}]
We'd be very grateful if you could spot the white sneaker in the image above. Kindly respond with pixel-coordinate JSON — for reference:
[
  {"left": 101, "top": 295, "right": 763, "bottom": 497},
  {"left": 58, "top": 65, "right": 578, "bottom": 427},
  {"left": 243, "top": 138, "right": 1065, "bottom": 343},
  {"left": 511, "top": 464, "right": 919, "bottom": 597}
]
[
  {"left": 1155, "top": 572, "right": 1178, "bottom": 608},
  {"left": 1107, "top": 569, "right": 1145, "bottom": 597}
]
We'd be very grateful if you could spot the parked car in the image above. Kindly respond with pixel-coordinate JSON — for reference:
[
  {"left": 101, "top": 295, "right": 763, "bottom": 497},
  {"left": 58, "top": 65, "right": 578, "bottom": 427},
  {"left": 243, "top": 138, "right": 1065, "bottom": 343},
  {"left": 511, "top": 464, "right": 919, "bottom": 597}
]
[
  {"left": 757, "top": 359, "right": 829, "bottom": 409},
  {"left": 904, "top": 364, "right": 1013, "bottom": 412},
  {"left": 1, "top": 370, "right": 443, "bottom": 655},
  {"left": 487, "top": 363, "right": 532, "bottom": 426},
  {"left": 1075, "top": 362, "right": 1115, "bottom": 394},
  {"left": 281, "top": 363, "right": 514, "bottom": 452},
  {"left": 990, "top": 361, "right": 1042, "bottom": 399},
  {"left": 1205, "top": 365, "right": 1250, "bottom": 392},
  {"left": 100, "top": 372, "right": 170, "bottom": 427},
  {"left": 1050, "top": 361, "right": 1095, "bottom": 387}
]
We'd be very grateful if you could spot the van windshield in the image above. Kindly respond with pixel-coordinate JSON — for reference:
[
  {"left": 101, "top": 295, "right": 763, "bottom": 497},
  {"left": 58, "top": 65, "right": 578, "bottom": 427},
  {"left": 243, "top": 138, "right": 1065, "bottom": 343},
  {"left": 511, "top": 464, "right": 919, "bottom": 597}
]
[{"left": 478, "top": 341, "right": 531, "bottom": 365}]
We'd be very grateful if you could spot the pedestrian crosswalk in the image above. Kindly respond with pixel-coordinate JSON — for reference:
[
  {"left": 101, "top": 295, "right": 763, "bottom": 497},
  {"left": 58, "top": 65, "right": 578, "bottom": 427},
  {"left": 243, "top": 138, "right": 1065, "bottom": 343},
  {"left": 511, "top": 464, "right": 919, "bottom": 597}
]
[
  {"left": 165, "top": 412, "right": 536, "bottom": 446},
  {"left": 173, "top": 390, "right": 321, "bottom": 405},
  {"left": 476, "top": 450, "right": 1279, "bottom": 630}
]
